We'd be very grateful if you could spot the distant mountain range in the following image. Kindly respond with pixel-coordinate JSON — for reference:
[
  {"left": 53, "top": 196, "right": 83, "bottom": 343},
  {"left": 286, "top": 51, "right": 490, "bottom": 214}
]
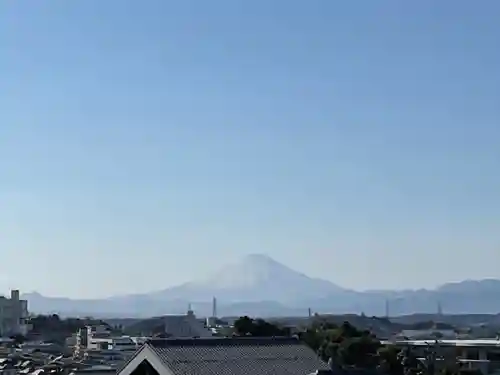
[{"left": 21, "top": 254, "right": 500, "bottom": 318}]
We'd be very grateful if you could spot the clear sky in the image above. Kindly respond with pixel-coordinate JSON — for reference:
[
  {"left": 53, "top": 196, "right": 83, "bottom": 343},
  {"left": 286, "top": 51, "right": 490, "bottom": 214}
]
[{"left": 1, "top": 1, "right": 499, "bottom": 298}]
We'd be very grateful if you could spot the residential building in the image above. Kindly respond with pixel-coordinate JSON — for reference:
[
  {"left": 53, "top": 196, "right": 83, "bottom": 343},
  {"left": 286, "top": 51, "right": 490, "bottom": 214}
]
[
  {"left": 159, "top": 309, "right": 213, "bottom": 338},
  {"left": 393, "top": 328, "right": 457, "bottom": 340},
  {"left": 117, "top": 337, "right": 331, "bottom": 375},
  {"left": 383, "top": 338, "right": 500, "bottom": 375},
  {"left": 77, "top": 326, "right": 144, "bottom": 351},
  {"left": 0, "top": 290, "right": 29, "bottom": 336}
]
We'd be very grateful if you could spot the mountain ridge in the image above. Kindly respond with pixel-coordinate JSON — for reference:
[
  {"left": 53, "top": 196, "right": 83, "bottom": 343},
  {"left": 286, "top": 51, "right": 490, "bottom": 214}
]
[{"left": 20, "top": 255, "right": 500, "bottom": 317}]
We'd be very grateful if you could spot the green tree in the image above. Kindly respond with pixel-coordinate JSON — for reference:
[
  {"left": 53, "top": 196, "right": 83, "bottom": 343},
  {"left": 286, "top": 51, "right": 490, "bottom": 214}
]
[
  {"left": 233, "top": 316, "right": 287, "bottom": 337},
  {"left": 378, "top": 346, "right": 405, "bottom": 375},
  {"left": 234, "top": 316, "right": 256, "bottom": 336},
  {"left": 302, "top": 320, "right": 381, "bottom": 369}
]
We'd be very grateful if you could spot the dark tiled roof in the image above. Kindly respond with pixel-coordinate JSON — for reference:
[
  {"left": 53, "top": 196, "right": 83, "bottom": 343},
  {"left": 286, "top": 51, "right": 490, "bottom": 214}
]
[{"left": 148, "top": 337, "right": 330, "bottom": 375}]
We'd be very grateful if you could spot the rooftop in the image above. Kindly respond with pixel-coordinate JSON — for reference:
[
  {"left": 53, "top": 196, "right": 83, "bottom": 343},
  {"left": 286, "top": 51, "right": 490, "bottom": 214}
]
[
  {"left": 383, "top": 339, "right": 500, "bottom": 347},
  {"left": 124, "top": 337, "right": 330, "bottom": 375}
]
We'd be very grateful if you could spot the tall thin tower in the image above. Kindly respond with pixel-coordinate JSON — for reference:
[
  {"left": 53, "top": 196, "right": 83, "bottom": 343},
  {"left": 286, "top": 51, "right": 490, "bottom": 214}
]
[
  {"left": 385, "top": 299, "right": 390, "bottom": 318},
  {"left": 437, "top": 301, "right": 443, "bottom": 316},
  {"left": 212, "top": 297, "right": 217, "bottom": 318}
]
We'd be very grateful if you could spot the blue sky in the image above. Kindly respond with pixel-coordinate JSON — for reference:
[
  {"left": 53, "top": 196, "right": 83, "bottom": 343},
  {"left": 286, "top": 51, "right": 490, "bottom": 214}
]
[{"left": 1, "top": 0, "right": 499, "bottom": 298}]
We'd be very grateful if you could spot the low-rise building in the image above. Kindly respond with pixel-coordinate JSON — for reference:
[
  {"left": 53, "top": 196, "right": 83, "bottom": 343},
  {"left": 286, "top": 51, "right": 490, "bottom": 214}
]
[
  {"left": 0, "top": 290, "right": 29, "bottom": 336},
  {"left": 394, "top": 329, "right": 457, "bottom": 340},
  {"left": 383, "top": 338, "right": 500, "bottom": 375}
]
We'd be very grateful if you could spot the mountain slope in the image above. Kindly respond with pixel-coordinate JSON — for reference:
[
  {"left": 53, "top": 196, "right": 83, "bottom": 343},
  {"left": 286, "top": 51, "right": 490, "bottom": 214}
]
[
  {"left": 21, "top": 256, "right": 500, "bottom": 317},
  {"left": 149, "top": 254, "right": 347, "bottom": 304}
]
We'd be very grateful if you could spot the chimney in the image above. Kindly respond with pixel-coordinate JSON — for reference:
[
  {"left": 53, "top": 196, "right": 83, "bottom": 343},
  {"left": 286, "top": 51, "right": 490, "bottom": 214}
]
[
  {"left": 10, "top": 290, "right": 19, "bottom": 301},
  {"left": 187, "top": 303, "right": 195, "bottom": 318}
]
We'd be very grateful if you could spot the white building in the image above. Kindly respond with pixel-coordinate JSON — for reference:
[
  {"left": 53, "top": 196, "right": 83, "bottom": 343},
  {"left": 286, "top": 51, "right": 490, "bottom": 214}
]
[
  {"left": 383, "top": 339, "right": 500, "bottom": 375},
  {"left": 0, "top": 290, "right": 29, "bottom": 336},
  {"left": 395, "top": 328, "right": 457, "bottom": 340},
  {"left": 76, "top": 325, "right": 146, "bottom": 352}
]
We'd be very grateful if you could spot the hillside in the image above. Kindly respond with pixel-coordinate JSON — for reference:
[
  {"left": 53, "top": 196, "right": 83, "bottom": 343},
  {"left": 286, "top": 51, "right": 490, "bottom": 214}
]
[{"left": 21, "top": 255, "right": 500, "bottom": 317}]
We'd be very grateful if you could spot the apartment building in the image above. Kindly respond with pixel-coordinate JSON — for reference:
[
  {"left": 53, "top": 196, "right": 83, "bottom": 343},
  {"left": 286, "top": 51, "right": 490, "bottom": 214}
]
[
  {"left": 0, "top": 290, "right": 29, "bottom": 336},
  {"left": 383, "top": 339, "right": 500, "bottom": 375}
]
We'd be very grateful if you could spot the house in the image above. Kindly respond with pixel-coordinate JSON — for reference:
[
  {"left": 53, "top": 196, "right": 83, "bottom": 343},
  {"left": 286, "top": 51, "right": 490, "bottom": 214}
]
[{"left": 117, "top": 337, "right": 331, "bottom": 375}]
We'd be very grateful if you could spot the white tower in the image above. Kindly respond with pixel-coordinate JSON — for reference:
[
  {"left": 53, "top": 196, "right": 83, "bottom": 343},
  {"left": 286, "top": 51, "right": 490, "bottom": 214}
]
[{"left": 212, "top": 297, "right": 217, "bottom": 318}]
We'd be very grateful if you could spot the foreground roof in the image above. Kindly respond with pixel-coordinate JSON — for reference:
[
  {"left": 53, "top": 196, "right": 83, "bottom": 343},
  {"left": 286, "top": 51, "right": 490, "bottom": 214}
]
[{"left": 146, "top": 337, "right": 330, "bottom": 375}]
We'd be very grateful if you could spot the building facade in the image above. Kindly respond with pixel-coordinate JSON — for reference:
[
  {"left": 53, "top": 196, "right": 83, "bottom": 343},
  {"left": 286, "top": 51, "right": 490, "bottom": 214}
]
[
  {"left": 383, "top": 339, "right": 500, "bottom": 375},
  {"left": 0, "top": 290, "right": 29, "bottom": 336}
]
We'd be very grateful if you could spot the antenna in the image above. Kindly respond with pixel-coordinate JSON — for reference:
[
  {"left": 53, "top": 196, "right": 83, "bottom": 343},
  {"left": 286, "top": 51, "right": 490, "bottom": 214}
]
[{"left": 437, "top": 301, "right": 443, "bottom": 316}]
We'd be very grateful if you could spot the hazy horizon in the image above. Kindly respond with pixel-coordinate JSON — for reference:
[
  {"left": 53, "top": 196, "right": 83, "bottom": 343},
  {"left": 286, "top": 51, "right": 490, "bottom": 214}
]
[
  {"left": 17, "top": 252, "right": 499, "bottom": 299},
  {"left": 2, "top": 1, "right": 500, "bottom": 298}
]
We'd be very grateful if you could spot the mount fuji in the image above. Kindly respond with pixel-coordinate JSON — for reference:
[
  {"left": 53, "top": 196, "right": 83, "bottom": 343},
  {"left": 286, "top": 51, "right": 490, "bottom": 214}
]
[
  {"left": 148, "top": 253, "right": 347, "bottom": 304},
  {"left": 23, "top": 254, "right": 349, "bottom": 317},
  {"left": 21, "top": 254, "right": 500, "bottom": 317}
]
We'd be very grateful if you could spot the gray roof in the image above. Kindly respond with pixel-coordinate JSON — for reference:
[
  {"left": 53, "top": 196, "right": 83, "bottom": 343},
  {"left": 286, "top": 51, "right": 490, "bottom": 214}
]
[{"left": 148, "top": 337, "right": 330, "bottom": 375}]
